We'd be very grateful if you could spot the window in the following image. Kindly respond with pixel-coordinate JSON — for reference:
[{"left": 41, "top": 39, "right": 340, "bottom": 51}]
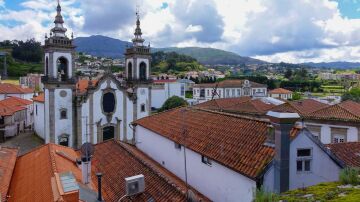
[
  {"left": 201, "top": 156, "right": 212, "bottom": 166},
  {"left": 232, "top": 89, "right": 235, "bottom": 97},
  {"left": 59, "top": 135, "right": 69, "bottom": 147},
  {"left": 141, "top": 104, "right": 146, "bottom": 112},
  {"left": 333, "top": 135, "right": 345, "bottom": 143},
  {"left": 36, "top": 105, "right": 38, "bottom": 116},
  {"left": 207, "top": 90, "right": 210, "bottom": 96},
  {"left": 331, "top": 128, "right": 347, "bottom": 143},
  {"left": 226, "top": 89, "right": 230, "bottom": 98},
  {"left": 45, "top": 57, "right": 49, "bottom": 76},
  {"left": 60, "top": 109, "right": 67, "bottom": 119},
  {"left": 296, "top": 148, "right": 312, "bottom": 172},
  {"left": 102, "top": 92, "right": 116, "bottom": 114},
  {"left": 237, "top": 89, "right": 241, "bottom": 97},
  {"left": 200, "top": 89, "right": 205, "bottom": 98},
  {"left": 0, "top": 117, "right": 4, "bottom": 125},
  {"left": 139, "top": 62, "right": 147, "bottom": 80},
  {"left": 57, "top": 57, "right": 69, "bottom": 81},
  {"left": 181, "top": 84, "right": 185, "bottom": 96},
  {"left": 174, "top": 142, "right": 181, "bottom": 150}
]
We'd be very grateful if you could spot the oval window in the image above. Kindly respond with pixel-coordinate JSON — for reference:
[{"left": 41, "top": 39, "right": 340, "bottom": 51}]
[{"left": 102, "top": 92, "right": 115, "bottom": 113}]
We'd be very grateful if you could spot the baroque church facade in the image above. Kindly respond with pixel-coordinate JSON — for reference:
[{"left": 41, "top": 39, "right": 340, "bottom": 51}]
[{"left": 42, "top": 2, "right": 151, "bottom": 148}]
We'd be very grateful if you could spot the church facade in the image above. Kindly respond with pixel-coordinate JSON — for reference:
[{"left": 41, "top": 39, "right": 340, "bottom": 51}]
[{"left": 40, "top": 2, "right": 151, "bottom": 148}]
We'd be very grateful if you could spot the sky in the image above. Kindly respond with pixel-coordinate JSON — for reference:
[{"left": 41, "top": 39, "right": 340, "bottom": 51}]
[{"left": 1, "top": 0, "right": 360, "bottom": 63}]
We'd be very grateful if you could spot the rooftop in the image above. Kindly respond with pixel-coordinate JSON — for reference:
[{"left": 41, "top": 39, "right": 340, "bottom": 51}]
[
  {"left": 33, "top": 93, "right": 44, "bottom": 103},
  {"left": 134, "top": 107, "right": 299, "bottom": 179},
  {"left": 271, "top": 99, "right": 329, "bottom": 116},
  {"left": 0, "top": 83, "right": 33, "bottom": 94},
  {"left": 269, "top": 88, "right": 293, "bottom": 94},
  {"left": 0, "top": 147, "right": 18, "bottom": 202},
  {"left": 0, "top": 97, "right": 30, "bottom": 116},
  {"left": 326, "top": 142, "right": 360, "bottom": 168}
]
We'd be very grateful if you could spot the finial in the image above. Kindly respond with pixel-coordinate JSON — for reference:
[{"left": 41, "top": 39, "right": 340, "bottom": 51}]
[
  {"left": 71, "top": 32, "right": 74, "bottom": 39},
  {"left": 148, "top": 42, "right": 150, "bottom": 47}
]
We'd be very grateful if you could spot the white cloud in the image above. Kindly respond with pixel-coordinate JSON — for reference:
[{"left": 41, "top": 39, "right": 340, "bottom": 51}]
[{"left": 1, "top": 0, "right": 360, "bottom": 63}]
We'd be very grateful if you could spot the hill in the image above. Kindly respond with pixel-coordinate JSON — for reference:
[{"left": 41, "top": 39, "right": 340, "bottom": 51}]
[
  {"left": 74, "top": 35, "right": 267, "bottom": 65},
  {"left": 157, "top": 47, "right": 266, "bottom": 65},
  {"left": 74, "top": 35, "right": 131, "bottom": 58},
  {"left": 302, "top": 61, "right": 360, "bottom": 69}
]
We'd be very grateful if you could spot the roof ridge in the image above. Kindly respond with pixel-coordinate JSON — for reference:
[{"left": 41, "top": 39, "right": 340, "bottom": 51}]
[
  {"left": 338, "top": 102, "right": 360, "bottom": 119},
  {"left": 48, "top": 144, "right": 58, "bottom": 174},
  {"left": 195, "top": 107, "right": 270, "bottom": 123}
]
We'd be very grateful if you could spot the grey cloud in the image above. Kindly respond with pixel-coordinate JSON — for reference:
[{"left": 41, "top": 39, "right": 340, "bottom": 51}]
[{"left": 81, "top": 0, "right": 135, "bottom": 33}]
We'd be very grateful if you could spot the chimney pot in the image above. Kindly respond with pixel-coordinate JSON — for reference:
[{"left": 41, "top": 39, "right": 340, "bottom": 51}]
[{"left": 96, "top": 173, "right": 103, "bottom": 202}]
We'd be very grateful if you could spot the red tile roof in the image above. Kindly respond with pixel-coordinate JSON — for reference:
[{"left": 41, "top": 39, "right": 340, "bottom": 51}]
[
  {"left": 8, "top": 142, "right": 207, "bottom": 201},
  {"left": 196, "top": 98, "right": 275, "bottom": 116},
  {"left": 269, "top": 88, "right": 293, "bottom": 94},
  {"left": 0, "top": 147, "right": 18, "bottom": 202},
  {"left": 153, "top": 79, "right": 178, "bottom": 83},
  {"left": 91, "top": 141, "right": 208, "bottom": 201},
  {"left": 271, "top": 99, "right": 328, "bottom": 116},
  {"left": 33, "top": 93, "right": 45, "bottom": 103},
  {"left": 134, "top": 107, "right": 299, "bottom": 179},
  {"left": 305, "top": 100, "right": 360, "bottom": 122},
  {"left": 0, "top": 97, "right": 31, "bottom": 116},
  {"left": 76, "top": 79, "right": 99, "bottom": 94},
  {"left": 194, "top": 79, "right": 267, "bottom": 88},
  {"left": 326, "top": 142, "right": 360, "bottom": 168},
  {"left": 0, "top": 83, "right": 33, "bottom": 94}
]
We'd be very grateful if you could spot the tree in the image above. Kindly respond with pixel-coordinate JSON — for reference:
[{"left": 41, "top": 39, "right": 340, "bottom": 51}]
[
  {"left": 158, "top": 96, "right": 188, "bottom": 112},
  {"left": 342, "top": 88, "right": 360, "bottom": 103},
  {"left": 284, "top": 68, "right": 293, "bottom": 79},
  {"left": 292, "top": 92, "right": 302, "bottom": 100},
  {"left": 11, "top": 39, "right": 42, "bottom": 63}
]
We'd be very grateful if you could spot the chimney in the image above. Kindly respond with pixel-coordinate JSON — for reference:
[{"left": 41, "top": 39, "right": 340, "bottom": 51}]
[
  {"left": 96, "top": 173, "right": 103, "bottom": 202},
  {"left": 81, "top": 155, "right": 91, "bottom": 184},
  {"left": 267, "top": 111, "right": 300, "bottom": 193}
]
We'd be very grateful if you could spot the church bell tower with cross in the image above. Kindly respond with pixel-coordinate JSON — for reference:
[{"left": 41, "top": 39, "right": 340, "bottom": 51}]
[{"left": 42, "top": 0, "right": 76, "bottom": 147}]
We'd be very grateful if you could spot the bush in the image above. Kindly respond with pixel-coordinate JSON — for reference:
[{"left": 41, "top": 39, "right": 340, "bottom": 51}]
[
  {"left": 158, "top": 96, "right": 188, "bottom": 112},
  {"left": 340, "top": 167, "right": 360, "bottom": 185},
  {"left": 253, "top": 186, "right": 279, "bottom": 202}
]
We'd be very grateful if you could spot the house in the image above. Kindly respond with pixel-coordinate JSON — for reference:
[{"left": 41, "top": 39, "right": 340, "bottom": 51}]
[
  {"left": 0, "top": 98, "right": 28, "bottom": 141},
  {"left": 195, "top": 97, "right": 275, "bottom": 119},
  {"left": 33, "top": 93, "right": 45, "bottom": 139},
  {"left": 133, "top": 107, "right": 347, "bottom": 201},
  {"left": 5, "top": 141, "right": 208, "bottom": 202},
  {"left": 193, "top": 80, "right": 267, "bottom": 103},
  {"left": 151, "top": 79, "right": 186, "bottom": 109},
  {"left": 0, "top": 146, "right": 18, "bottom": 202},
  {"left": 302, "top": 101, "right": 360, "bottom": 144},
  {"left": 178, "top": 78, "right": 195, "bottom": 92},
  {"left": 269, "top": 88, "right": 293, "bottom": 100},
  {"left": 0, "top": 83, "right": 34, "bottom": 101},
  {"left": 19, "top": 73, "right": 44, "bottom": 91}
]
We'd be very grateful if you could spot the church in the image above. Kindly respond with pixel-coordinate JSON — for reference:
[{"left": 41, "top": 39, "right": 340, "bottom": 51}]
[{"left": 38, "top": 2, "right": 152, "bottom": 148}]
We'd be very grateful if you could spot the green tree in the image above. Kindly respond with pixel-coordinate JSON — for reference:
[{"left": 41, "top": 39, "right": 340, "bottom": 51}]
[
  {"left": 158, "top": 96, "right": 188, "bottom": 112},
  {"left": 342, "top": 88, "right": 360, "bottom": 103},
  {"left": 292, "top": 92, "right": 302, "bottom": 100},
  {"left": 11, "top": 39, "right": 42, "bottom": 62},
  {"left": 284, "top": 68, "right": 293, "bottom": 79}
]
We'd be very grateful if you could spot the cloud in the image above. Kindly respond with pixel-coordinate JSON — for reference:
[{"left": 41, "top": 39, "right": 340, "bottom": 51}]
[{"left": 0, "top": 0, "right": 4, "bottom": 8}]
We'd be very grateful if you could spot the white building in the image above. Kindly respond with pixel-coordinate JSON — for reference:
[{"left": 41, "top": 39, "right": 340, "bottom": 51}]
[
  {"left": 0, "top": 83, "right": 34, "bottom": 101},
  {"left": 38, "top": 3, "right": 152, "bottom": 148},
  {"left": 269, "top": 88, "right": 293, "bottom": 100},
  {"left": 133, "top": 108, "right": 346, "bottom": 202},
  {"left": 151, "top": 79, "right": 185, "bottom": 109},
  {"left": 33, "top": 93, "right": 45, "bottom": 139},
  {"left": 193, "top": 79, "right": 267, "bottom": 103}
]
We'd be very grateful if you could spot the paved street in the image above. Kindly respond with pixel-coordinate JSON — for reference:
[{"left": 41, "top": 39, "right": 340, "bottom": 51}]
[{"left": 0, "top": 131, "right": 44, "bottom": 156}]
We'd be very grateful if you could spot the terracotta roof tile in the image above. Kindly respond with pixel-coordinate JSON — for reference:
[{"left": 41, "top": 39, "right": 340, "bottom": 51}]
[
  {"left": 91, "top": 141, "right": 209, "bottom": 201},
  {"left": 134, "top": 107, "right": 299, "bottom": 179},
  {"left": 271, "top": 99, "right": 328, "bottom": 116},
  {"left": 0, "top": 83, "right": 33, "bottom": 94},
  {"left": 76, "top": 79, "right": 99, "bottom": 94},
  {"left": 196, "top": 97, "right": 251, "bottom": 110},
  {"left": 326, "top": 142, "right": 360, "bottom": 167},
  {"left": 0, "top": 147, "right": 18, "bottom": 202},
  {"left": 269, "top": 88, "right": 293, "bottom": 94},
  {"left": 305, "top": 100, "right": 360, "bottom": 122},
  {"left": 33, "top": 93, "right": 45, "bottom": 103},
  {"left": 194, "top": 80, "right": 267, "bottom": 88}
]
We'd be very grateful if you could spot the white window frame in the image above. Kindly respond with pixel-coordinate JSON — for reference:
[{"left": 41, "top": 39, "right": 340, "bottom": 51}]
[{"left": 296, "top": 148, "right": 312, "bottom": 173}]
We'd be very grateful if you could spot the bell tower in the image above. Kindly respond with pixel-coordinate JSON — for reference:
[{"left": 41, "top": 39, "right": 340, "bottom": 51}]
[
  {"left": 124, "top": 10, "right": 151, "bottom": 82},
  {"left": 42, "top": 0, "right": 76, "bottom": 147}
]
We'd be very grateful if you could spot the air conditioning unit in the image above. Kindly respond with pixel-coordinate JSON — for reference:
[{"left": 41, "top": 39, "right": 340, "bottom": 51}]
[{"left": 125, "top": 174, "right": 145, "bottom": 196}]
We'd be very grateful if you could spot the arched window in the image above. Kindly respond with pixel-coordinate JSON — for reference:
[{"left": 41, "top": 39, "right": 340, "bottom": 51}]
[
  {"left": 60, "top": 109, "right": 67, "bottom": 119},
  {"left": 57, "top": 57, "right": 68, "bottom": 81},
  {"left": 45, "top": 57, "right": 49, "bottom": 76},
  {"left": 128, "top": 62, "right": 133, "bottom": 80},
  {"left": 139, "top": 62, "right": 147, "bottom": 80},
  {"left": 102, "top": 92, "right": 116, "bottom": 114},
  {"left": 103, "top": 126, "right": 115, "bottom": 141}
]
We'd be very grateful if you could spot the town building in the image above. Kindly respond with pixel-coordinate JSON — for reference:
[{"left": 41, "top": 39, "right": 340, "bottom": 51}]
[
  {"left": 33, "top": 93, "right": 45, "bottom": 139},
  {"left": 272, "top": 99, "right": 360, "bottom": 144},
  {"left": 19, "top": 73, "right": 44, "bottom": 91},
  {"left": 39, "top": 2, "right": 152, "bottom": 148},
  {"left": 193, "top": 80, "right": 267, "bottom": 103},
  {"left": 269, "top": 88, "right": 293, "bottom": 100},
  {"left": 0, "top": 83, "right": 34, "bottom": 101},
  {"left": 2, "top": 141, "right": 208, "bottom": 202},
  {"left": 133, "top": 107, "right": 348, "bottom": 201},
  {"left": 151, "top": 79, "right": 185, "bottom": 109},
  {"left": 0, "top": 97, "right": 32, "bottom": 141}
]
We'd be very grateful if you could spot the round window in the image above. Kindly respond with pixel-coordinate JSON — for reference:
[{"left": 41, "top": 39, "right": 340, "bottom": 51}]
[{"left": 102, "top": 92, "right": 116, "bottom": 113}]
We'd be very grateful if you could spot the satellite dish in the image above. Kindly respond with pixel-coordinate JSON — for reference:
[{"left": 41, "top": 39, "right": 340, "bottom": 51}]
[{"left": 80, "top": 143, "right": 95, "bottom": 161}]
